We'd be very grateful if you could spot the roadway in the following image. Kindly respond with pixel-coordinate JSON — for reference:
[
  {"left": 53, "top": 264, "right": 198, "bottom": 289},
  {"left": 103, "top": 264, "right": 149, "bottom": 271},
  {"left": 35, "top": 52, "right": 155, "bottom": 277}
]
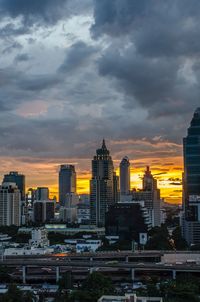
[{"left": 1, "top": 258, "right": 200, "bottom": 273}]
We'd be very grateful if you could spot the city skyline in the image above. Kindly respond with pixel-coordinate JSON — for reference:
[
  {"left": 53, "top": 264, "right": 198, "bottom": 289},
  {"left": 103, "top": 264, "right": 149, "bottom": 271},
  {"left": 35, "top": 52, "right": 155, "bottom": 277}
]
[
  {"left": 0, "top": 140, "right": 183, "bottom": 204},
  {"left": 0, "top": 0, "right": 198, "bottom": 205}
]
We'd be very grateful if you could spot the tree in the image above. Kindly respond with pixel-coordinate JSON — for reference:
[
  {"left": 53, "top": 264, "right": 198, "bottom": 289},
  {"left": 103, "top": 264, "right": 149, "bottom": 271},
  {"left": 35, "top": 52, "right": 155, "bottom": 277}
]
[
  {"left": 172, "top": 227, "right": 188, "bottom": 250},
  {"left": 69, "top": 272, "right": 115, "bottom": 302},
  {"left": 59, "top": 271, "right": 73, "bottom": 290},
  {"left": 1, "top": 284, "right": 23, "bottom": 302},
  {"left": 145, "top": 225, "right": 172, "bottom": 250}
]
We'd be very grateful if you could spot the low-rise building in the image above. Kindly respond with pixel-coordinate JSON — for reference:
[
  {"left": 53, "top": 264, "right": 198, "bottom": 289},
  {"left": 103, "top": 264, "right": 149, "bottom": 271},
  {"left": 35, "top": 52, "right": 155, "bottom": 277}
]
[
  {"left": 29, "top": 228, "right": 49, "bottom": 248},
  {"left": 76, "top": 239, "right": 102, "bottom": 253},
  {"left": 98, "top": 294, "right": 163, "bottom": 302},
  {"left": 4, "top": 246, "right": 53, "bottom": 256}
]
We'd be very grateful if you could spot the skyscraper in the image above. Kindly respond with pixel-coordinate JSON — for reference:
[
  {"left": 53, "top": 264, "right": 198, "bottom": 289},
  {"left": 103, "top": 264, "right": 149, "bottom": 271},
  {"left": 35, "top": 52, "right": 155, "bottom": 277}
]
[
  {"left": 120, "top": 156, "right": 130, "bottom": 196},
  {"left": 90, "top": 139, "right": 117, "bottom": 227},
  {"left": 59, "top": 165, "right": 76, "bottom": 206},
  {"left": 3, "top": 171, "right": 25, "bottom": 201},
  {"left": 182, "top": 108, "right": 200, "bottom": 244},
  {"left": 0, "top": 182, "right": 21, "bottom": 226},
  {"left": 132, "top": 166, "right": 161, "bottom": 227}
]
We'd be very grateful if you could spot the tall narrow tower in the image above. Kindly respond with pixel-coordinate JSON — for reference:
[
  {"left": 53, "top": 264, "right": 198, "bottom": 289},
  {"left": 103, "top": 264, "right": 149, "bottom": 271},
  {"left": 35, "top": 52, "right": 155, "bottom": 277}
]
[
  {"left": 90, "top": 139, "right": 116, "bottom": 227},
  {"left": 59, "top": 165, "right": 76, "bottom": 206},
  {"left": 120, "top": 156, "right": 130, "bottom": 196},
  {"left": 182, "top": 108, "right": 200, "bottom": 244}
]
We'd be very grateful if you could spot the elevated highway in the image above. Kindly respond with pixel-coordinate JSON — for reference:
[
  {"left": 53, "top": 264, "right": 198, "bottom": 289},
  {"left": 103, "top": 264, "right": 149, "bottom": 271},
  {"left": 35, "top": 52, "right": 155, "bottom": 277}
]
[{"left": 1, "top": 256, "right": 200, "bottom": 284}]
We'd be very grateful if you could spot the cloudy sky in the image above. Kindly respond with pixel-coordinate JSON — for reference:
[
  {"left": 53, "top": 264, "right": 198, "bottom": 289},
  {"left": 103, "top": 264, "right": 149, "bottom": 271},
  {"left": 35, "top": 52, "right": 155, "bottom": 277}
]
[{"left": 0, "top": 0, "right": 199, "bottom": 203}]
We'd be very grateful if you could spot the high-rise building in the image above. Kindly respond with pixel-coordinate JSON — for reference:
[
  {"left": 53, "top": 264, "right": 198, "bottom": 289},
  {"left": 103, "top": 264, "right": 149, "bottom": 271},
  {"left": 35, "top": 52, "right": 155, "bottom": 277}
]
[
  {"left": 120, "top": 156, "right": 130, "bottom": 196},
  {"left": 59, "top": 165, "right": 76, "bottom": 206},
  {"left": 132, "top": 166, "right": 161, "bottom": 227},
  {"left": 182, "top": 108, "right": 200, "bottom": 245},
  {"left": 3, "top": 172, "right": 25, "bottom": 201},
  {"left": 90, "top": 139, "right": 117, "bottom": 227},
  {"left": 33, "top": 200, "right": 54, "bottom": 224},
  {"left": 0, "top": 182, "right": 21, "bottom": 226},
  {"left": 35, "top": 187, "right": 49, "bottom": 201}
]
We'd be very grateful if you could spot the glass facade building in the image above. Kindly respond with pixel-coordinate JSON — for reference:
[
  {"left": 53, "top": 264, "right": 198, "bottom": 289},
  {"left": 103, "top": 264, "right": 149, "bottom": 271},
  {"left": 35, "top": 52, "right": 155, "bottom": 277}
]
[
  {"left": 183, "top": 108, "right": 200, "bottom": 244},
  {"left": 183, "top": 108, "right": 200, "bottom": 220}
]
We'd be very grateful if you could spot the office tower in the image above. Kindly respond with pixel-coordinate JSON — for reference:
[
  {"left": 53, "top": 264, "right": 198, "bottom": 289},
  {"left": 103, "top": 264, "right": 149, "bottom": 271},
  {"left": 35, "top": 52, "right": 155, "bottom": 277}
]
[
  {"left": 90, "top": 139, "right": 117, "bottom": 227},
  {"left": 113, "top": 172, "right": 120, "bottom": 203},
  {"left": 182, "top": 108, "right": 200, "bottom": 245},
  {"left": 132, "top": 166, "right": 161, "bottom": 227},
  {"left": 33, "top": 200, "right": 54, "bottom": 224},
  {"left": 105, "top": 201, "right": 151, "bottom": 242},
  {"left": 0, "top": 183, "right": 21, "bottom": 226},
  {"left": 35, "top": 187, "right": 49, "bottom": 201},
  {"left": 3, "top": 171, "right": 25, "bottom": 201},
  {"left": 120, "top": 156, "right": 130, "bottom": 196},
  {"left": 59, "top": 165, "right": 76, "bottom": 206}
]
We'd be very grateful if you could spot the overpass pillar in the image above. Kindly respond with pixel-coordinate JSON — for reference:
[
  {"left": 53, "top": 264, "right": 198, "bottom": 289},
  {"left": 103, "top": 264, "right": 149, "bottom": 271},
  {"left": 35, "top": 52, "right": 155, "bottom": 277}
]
[
  {"left": 125, "top": 256, "right": 129, "bottom": 263},
  {"left": 56, "top": 266, "right": 60, "bottom": 283},
  {"left": 131, "top": 268, "right": 135, "bottom": 281},
  {"left": 22, "top": 266, "right": 26, "bottom": 284},
  {"left": 90, "top": 257, "right": 93, "bottom": 262},
  {"left": 172, "top": 270, "right": 176, "bottom": 280}
]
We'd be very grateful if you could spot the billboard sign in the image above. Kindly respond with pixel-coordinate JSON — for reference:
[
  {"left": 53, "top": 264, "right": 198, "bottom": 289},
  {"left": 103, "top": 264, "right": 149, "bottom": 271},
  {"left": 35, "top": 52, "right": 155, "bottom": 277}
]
[{"left": 139, "top": 233, "right": 148, "bottom": 245}]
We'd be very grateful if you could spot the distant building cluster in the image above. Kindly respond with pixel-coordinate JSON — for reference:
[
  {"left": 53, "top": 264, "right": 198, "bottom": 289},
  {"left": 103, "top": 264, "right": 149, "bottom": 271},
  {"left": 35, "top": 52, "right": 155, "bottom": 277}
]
[{"left": 0, "top": 139, "right": 164, "bottom": 247}]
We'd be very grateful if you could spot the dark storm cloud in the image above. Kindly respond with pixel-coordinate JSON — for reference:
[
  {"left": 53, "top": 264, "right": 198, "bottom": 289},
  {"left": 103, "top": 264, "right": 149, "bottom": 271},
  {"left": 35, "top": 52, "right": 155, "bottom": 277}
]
[
  {"left": 0, "top": 0, "right": 68, "bottom": 27},
  {"left": 92, "top": 0, "right": 200, "bottom": 120},
  {"left": 0, "top": 0, "right": 92, "bottom": 30},
  {"left": 20, "top": 74, "right": 61, "bottom": 91},
  {"left": 58, "top": 41, "right": 97, "bottom": 73},
  {"left": 98, "top": 50, "right": 179, "bottom": 108},
  {"left": 2, "top": 41, "right": 22, "bottom": 54},
  {"left": 0, "top": 23, "right": 30, "bottom": 37},
  {"left": 0, "top": 0, "right": 197, "bottom": 164},
  {"left": 15, "top": 53, "right": 31, "bottom": 62}
]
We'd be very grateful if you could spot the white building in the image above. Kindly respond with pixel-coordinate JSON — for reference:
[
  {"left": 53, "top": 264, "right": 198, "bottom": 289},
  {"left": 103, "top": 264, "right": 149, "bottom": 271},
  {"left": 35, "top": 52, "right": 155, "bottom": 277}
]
[
  {"left": 98, "top": 294, "right": 163, "bottom": 302},
  {"left": 0, "top": 182, "right": 21, "bottom": 226},
  {"left": 29, "top": 228, "right": 49, "bottom": 248},
  {"left": 4, "top": 247, "right": 53, "bottom": 256},
  {"left": 76, "top": 239, "right": 102, "bottom": 253}
]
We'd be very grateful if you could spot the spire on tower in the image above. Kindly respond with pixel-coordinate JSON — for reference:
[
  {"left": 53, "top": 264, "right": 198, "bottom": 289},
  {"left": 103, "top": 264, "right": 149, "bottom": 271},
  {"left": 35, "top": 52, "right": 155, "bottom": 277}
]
[{"left": 102, "top": 138, "right": 107, "bottom": 150}]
